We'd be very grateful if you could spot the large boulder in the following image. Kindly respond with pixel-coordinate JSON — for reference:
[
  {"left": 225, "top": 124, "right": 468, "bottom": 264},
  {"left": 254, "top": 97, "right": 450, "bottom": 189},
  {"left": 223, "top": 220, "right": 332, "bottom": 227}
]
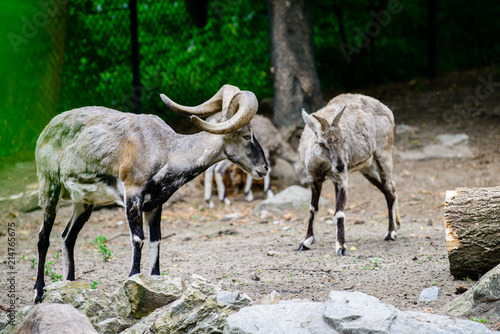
[
  {"left": 42, "top": 280, "right": 134, "bottom": 334},
  {"left": 16, "top": 303, "right": 98, "bottom": 334},
  {"left": 224, "top": 291, "right": 496, "bottom": 334},
  {"left": 123, "top": 273, "right": 183, "bottom": 318},
  {"left": 444, "top": 263, "right": 500, "bottom": 324},
  {"left": 124, "top": 274, "right": 252, "bottom": 334}
]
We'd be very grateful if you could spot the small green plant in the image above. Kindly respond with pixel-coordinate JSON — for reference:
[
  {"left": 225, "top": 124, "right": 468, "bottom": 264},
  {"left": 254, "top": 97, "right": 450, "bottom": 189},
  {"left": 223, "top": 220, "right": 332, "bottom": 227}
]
[
  {"left": 470, "top": 316, "right": 488, "bottom": 323},
  {"left": 53, "top": 251, "right": 60, "bottom": 260},
  {"left": 91, "top": 235, "right": 113, "bottom": 262},
  {"left": 44, "top": 262, "right": 62, "bottom": 282},
  {"left": 90, "top": 281, "right": 99, "bottom": 289},
  {"left": 465, "top": 276, "right": 472, "bottom": 283},
  {"left": 30, "top": 258, "right": 37, "bottom": 269}
]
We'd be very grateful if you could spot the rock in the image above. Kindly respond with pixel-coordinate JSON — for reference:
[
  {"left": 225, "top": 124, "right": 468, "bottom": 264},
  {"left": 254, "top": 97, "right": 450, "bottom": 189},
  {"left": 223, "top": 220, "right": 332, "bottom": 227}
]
[
  {"left": 42, "top": 280, "right": 134, "bottom": 333},
  {"left": 254, "top": 185, "right": 325, "bottom": 213},
  {"left": 395, "top": 124, "right": 419, "bottom": 135},
  {"left": 444, "top": 263, "right": 500, "bottom": 324},
  {"left": 221, "top": 213, "right": 240, "bottom": 221},
  {"left": 223, "top": 291, "right": 496, "bottom": 334},
  {"left": 437, "top": 133, "right": 469, "bottom": 147},
  {"left": 0, "top": 310, "right": 9, "bottom": 331},
  {"left": 260, "top": 290, "right": 280, "bottom": 305},
  {"left": 419, "top": 286, "right": 442, "bottom": 301},
  {"left": 123, "top": 273, "right": 183, "bottom": 318},
  {"left": 396, "top": 144, "right": 474, "bottom": 160},
  {"left": 224, "top": 302, "right": 334, "bottom": 334},
  {"left": 125, "top": 274, "right": 251, "bottom": 334},
  {"left": 16, "top": 303, "right": 98, "bottom": 334},
  {"left": 1, "top": 306, "right": 34, "bottom": 334}
]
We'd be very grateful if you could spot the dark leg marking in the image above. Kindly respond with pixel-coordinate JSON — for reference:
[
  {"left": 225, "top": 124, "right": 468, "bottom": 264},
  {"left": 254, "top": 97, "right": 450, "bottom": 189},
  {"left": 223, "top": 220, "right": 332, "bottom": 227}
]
[
  {"left": 334, "top": 183, "right": 348, "bottom": 256},
  {"left": 298, "top": 181, "right": 322, "bottom": 251},
  {"left": 62, "top": 203, "right": 94, "bottom": 281},
  {"left": 127, "top": 194, "right": 144, "bottom": 276},
  {"left": 146, "top": 205, "right": 162, "bottom": 275},
  {"left": 34, "top": 182, "right": 61, "bottom": 303}
]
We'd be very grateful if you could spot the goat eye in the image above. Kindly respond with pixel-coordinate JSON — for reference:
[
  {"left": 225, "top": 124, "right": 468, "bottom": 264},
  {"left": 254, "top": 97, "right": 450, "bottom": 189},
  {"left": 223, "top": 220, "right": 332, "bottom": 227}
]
[
  {"left": 318, "top": 142, "right": 327, "bottom": 149},
  {"left": 243, "top": 135, "right": 251, "bottom": 141}
]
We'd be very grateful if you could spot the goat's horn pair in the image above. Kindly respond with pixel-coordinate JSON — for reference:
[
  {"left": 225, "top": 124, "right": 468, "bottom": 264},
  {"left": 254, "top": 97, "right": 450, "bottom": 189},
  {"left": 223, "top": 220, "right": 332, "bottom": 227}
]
[{"left": 160, "top": 85, "right": 257, "bottom": 134}]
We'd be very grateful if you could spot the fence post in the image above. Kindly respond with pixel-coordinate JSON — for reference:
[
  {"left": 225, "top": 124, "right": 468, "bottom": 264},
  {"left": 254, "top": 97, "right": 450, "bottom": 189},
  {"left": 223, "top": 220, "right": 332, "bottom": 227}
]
[{"left": 129, "top": 0, "right": 141, "bottom": 114}]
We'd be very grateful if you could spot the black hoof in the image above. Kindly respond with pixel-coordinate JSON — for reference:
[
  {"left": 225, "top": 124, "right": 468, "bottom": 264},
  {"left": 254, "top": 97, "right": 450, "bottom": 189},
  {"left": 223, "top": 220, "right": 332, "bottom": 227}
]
[
  {"left": 297, "top": 244, "right": 310, "bottom": 251},
  {"left": 337, "top": 248, "right": 347, "bottom": 256}
]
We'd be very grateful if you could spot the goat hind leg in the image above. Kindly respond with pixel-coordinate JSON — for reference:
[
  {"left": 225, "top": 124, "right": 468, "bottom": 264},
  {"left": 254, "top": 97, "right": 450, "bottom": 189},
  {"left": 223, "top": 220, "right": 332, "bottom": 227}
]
[
  {"left": 145, "top": 206, "right": 162, "bottom": 275},
  {"left": 61, "top": 203, "right": 94, "bottom": 281},
  {"left": 34, "top": 180, "right": 61, "bottom": 303},
  {"left": 361, "top": 157, "right": 398, "bottom": 241},
  {"left": 298, "top": 181, "right": 322, "bottom": 251}
]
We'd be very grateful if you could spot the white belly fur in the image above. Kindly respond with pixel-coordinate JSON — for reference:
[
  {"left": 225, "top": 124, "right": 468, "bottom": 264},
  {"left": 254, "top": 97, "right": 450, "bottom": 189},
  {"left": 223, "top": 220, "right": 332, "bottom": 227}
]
[{"left": 64, "top": 178, "right": 125, "bottom": 206}]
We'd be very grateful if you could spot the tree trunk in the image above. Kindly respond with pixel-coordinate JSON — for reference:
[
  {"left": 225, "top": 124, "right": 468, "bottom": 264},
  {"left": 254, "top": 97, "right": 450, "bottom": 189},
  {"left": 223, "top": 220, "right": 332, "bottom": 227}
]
[
  {"left": 427, "top": 0, "right": 437, "bottom": 79},
  {"left": 267, "top": 0, "right": 323, "bottom": 130},
  {"left": 444, "top": 187, "right": 500, "bottom": 280}
]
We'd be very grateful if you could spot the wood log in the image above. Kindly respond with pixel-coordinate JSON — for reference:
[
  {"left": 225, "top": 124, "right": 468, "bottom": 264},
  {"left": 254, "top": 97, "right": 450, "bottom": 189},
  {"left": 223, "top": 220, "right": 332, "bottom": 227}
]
[{"left": 444, "top": 186, "right": 500, "bottom": 279}]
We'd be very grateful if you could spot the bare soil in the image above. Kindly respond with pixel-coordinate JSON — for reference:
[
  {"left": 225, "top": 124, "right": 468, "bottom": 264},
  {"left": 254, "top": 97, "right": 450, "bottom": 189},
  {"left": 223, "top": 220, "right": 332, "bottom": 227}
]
[{"left": 1, "top": 68, "right": 500, "bottom": 330}]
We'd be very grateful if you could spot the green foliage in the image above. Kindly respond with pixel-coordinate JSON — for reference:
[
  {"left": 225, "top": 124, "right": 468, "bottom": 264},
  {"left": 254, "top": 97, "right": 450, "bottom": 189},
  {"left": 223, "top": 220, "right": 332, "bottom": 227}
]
[
  {"left": 59, "top": 0, "right": 272, "bottom": 119},
  {"left": 90, "top": 281, "right": 100, "bottom": 289},
  {"left": 44, "top": 261, "right": 62, "bottom": 282},
  {"left": 91, "top": 235, "right": 113, "bottom": 262},
  {"left": 470, "top": 316, "right": 488, "bottom": 324}
]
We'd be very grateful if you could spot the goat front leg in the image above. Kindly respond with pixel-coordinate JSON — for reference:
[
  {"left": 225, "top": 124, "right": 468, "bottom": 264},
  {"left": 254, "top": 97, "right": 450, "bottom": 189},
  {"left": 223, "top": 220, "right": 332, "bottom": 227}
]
[
  {"left": 263, "top": 166, "right": 274, "bottom": 199},
  {"left": 126, "top": 192, "right": 144, "bottom": 276},
  {"left": 334, "top": 181, "right": 348, "bottom": 256},
  {"left": 298, "top": 181, "right": 322, "bottom": 251},
  {"left": 244, "top": 172, "right": 254, "bottom": 202},
  {"left": 204, "top": 164, "right": 216, "bottom": 208},
  {"left": 145, "top": 206, "right": 162, "bottom": 275}
]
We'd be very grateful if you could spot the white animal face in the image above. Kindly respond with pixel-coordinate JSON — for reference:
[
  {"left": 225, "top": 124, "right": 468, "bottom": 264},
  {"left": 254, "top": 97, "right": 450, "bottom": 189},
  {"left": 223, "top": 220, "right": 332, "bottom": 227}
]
[{"left": 301, "top": 108, "right": 347, "bottom": 175}]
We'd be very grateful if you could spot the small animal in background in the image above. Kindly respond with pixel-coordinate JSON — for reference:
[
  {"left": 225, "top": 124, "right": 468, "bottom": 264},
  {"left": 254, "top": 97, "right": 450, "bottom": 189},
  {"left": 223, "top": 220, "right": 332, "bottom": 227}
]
[
  {"left": 204, "top": 114, "right": 305, "bottom": 208},
  {"left": 297, "top": 93, "right": 400, "bottom": 255},
  {"left": 33, "top": 85, "right": 268, "bottom": 303}
]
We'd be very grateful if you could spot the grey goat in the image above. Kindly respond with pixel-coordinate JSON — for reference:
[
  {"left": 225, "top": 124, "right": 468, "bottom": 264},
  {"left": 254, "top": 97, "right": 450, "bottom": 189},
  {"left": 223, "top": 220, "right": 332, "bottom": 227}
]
[
  {"left": 34, "top": 85, "right": 268, "bottom": 303},
  {"left": 298, "top": 93, "right": 400, "bottom": 255},
  {"left": 204, "top": 114, "right": 304, "bottom": 207}
]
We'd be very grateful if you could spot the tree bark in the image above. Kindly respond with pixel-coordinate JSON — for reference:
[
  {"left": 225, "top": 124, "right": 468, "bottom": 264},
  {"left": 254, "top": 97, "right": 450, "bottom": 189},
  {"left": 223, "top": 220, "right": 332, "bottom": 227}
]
[
  {"left": 267, "top": 0, "right": 323, "bottom": 130},
  {"left": 444, "top": 187, "right": 500, "bottom": 280}
]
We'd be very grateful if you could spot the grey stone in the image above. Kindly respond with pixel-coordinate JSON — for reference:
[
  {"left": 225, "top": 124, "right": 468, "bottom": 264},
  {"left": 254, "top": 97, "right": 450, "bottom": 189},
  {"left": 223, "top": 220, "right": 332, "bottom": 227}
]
[
  {"left": 224, "top": 291, "right": 496, "bottom": 334},
  {"left": 396, "top": 144, "right": 474, "bottom": 160},
  {"left": 419, "top": 286, "right": 442, "bottom": 301},
  {"left": 324, "top": 291, "right": 494, "bottom": 334},
  {"left": 259, "top": 290, "right": 280, "bottom": 305},
  {"left": 124, "top": 275, "right": 250, "bottom": 334},
  {"left": 16, "top": 303, "right": 98, "bottom": 334},
  {"left": 41, "top": 280, "right": 134, "bottom": 333},
  {"left": 395, "top": 124, "right": 419, "bottom": 135},
  {"left": 1, "top": 306, "right": 33, "bottom": 334},
  {"left": 124, "top": 273, "right": 184, "bottom": 318},
  {"left": 253, "top": 185, "right": 325, "bottom": 213},
  {"left": 224, "top": 302, "right": 335, "bottom": 334},
  {"left": 437, "top": 133, "right": 469, "bottom": 147},
  {"left": 444, "top": 263, "right": 500, "bottom": 324}
]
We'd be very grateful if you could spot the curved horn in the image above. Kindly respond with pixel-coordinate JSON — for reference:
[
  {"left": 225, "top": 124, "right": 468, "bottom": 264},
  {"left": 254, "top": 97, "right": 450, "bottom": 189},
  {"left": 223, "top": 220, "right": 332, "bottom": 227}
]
[
  {"left": 331, "top": 105, "right": 346, "bottom": 127},
  {"left": 160, "top": 84, "right": 240, "bottom": 117},
  {"left": 190, "top": 91, "right": 258, "bottom": 134}
]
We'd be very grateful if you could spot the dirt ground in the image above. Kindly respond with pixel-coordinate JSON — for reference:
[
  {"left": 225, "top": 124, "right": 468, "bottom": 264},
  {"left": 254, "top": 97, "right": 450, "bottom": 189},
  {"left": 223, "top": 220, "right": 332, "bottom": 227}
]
[{"left": 1, "top": 68, "right": 500, "bottom": 330}]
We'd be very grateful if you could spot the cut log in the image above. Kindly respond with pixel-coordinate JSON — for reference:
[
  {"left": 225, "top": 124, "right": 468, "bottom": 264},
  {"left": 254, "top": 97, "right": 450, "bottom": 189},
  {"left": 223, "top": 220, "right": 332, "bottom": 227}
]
[{"left": 444, "top": 186, "right": 500, "bottom": 279}]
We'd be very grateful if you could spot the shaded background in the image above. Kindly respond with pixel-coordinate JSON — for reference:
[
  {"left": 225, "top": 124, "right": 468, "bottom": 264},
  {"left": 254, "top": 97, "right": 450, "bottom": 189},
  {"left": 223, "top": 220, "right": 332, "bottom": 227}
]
[{"left": 0, "top": 0, "right": 499, "bottom": 162}]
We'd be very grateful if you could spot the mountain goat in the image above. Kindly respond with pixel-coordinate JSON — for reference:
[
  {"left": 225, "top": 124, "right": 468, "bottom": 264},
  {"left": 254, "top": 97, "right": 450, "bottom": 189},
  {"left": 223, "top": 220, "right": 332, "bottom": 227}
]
[
  {"left": 204, "top": 114, "right": 304, "bottom": 207},
  {"left": 298, "top": 93, "right": 400, "bottom": 255},
  {"left": 34, "top": 85, "right": 268, "bottom": 302}
]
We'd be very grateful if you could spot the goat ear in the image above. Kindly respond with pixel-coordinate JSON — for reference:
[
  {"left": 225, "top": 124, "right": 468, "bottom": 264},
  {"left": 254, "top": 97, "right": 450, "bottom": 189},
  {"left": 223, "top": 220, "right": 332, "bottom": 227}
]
[
  {"left": 302, "top": 109, "right": 321, "bottom": 137},
  {"left": 331, "top": 105, "right": 346, "bottom": 127}
]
